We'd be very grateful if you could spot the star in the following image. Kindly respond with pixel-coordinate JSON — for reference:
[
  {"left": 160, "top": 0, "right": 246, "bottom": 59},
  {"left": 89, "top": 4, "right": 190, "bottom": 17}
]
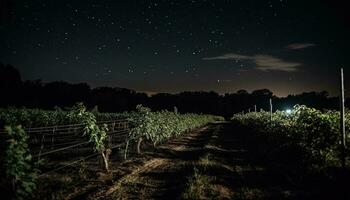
[{"left": 1, "top": 0, "right": 343, "bottom": 98}]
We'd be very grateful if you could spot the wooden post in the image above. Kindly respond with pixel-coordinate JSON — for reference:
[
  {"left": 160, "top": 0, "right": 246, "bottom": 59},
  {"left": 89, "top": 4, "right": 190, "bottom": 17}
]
[
  {"left": 270, "top": 98, "right": 273, "bottom": 121},
  {"left": 254, "top": 105, "right": 257, "bottom": 112},
  {"left": 137, "top": 137, "right": 143, "bottom": 154},
  {"left": 340, "top": 68, "right": 346, "bottom": 168},
  {"left": 51, "top": 126, "right": 56, "bottom": 148},
  {"left": 124, "top": 140, "right": 129, "bottom": 159},
  {"left": 174, "top": 106, "right": 178, "bottom": 114},
  {"left": 248, "top": 108, "right": 251, "bottom": 113}
]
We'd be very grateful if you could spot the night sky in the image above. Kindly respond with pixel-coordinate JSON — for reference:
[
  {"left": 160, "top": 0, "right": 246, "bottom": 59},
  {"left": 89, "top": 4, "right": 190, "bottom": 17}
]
[{"left": 1, "top": 0, "right": 349, "bottom": 96}]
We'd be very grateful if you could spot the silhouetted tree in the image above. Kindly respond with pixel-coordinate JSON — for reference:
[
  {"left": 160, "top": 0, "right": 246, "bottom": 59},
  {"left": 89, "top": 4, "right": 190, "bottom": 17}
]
[
  {"left": 0, "top": 63, "right": 21, "bottom": 86},
  {"left": 0, "top": 63, "right": 22, "bottom": 106},
  {"left": 0, "top": 64, "right": 345, "bottom": 115}
]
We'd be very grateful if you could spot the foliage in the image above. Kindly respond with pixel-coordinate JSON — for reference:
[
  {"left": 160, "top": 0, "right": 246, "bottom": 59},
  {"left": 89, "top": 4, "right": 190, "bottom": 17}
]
[
  {"left": 0, "top": 107, "right": 127, "bottom": 128},
  {"left": 69, "top": 103, "right": 110, "bottom": 171},
  {"left": 5, "top": 125, "right": 39, "bottom": 199},
  {"left": 231, "top": 105, "right": 350, "bottom": 168},
  {"left": 1, "top": 103, "right": 223, "bottom": 176},
  {"left": 67, "top": 104, "right": 105, "bottom": 150},
  {"left": 1, "top": 104, "right": 223, "bottom": 153},
  {"left": 129, "top": 105, "right": 222, "bottom": 147}
]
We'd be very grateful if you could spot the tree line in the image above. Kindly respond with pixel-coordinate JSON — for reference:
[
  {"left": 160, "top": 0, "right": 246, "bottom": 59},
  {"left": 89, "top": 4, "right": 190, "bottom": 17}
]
[{"left": 0, "top": 63, "right": 343, "bottom": 119}]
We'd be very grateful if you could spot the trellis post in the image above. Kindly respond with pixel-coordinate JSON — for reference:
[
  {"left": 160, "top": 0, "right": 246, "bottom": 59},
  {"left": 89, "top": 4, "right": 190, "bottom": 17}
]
[
  {"left": 270, "top": 98, "right": 273, "bottom": 121},
  {"left": 340, "top": 68, "right": 346, "bottom": 168}
]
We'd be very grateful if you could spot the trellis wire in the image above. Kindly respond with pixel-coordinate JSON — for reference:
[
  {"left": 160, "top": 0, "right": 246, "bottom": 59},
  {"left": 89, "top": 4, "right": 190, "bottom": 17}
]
[{"left": 0, "top": 119, "right": 132, "bottom": 179}]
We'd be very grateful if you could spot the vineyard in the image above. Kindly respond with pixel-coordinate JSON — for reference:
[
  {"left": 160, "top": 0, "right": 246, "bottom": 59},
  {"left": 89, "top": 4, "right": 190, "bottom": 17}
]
[
  {"left": 1, "top": 104, "right": 349, "bottom": 199},
  {"left": 0, "top": 104, "right": 223, "bottom": 199},
  {"left": 231, "top": 105, "right": 350, "bottom": 169}
]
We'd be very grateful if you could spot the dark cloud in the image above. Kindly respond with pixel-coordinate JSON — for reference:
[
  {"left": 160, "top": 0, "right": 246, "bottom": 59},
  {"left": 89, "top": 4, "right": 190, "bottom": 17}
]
[
  {"left": 203, "top": 53, "right": 301, "bottom": 72},
  {"left": 285, "top": 43, "right": 316, "bottom": 50}
]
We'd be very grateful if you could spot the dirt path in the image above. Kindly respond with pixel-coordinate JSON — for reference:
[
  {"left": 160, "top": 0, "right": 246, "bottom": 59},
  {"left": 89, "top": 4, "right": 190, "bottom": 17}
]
[
  {"left": 80, "top": 121, "right": 337, "bottom": 200},
  {"left": 82, "top": 124, "right": 218, "bottom": 199}
]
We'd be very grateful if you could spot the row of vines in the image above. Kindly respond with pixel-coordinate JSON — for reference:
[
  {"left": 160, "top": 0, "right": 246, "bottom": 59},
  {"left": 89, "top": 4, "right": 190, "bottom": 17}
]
[
  {"left": 231, "top": 105, "right": 350, "bottom": 169},
  {"left": 0, "top": 104, "right": 223, "bottom": 199},
  {"left": 0, "top": 106, "right": 127, "bottom": 128}
]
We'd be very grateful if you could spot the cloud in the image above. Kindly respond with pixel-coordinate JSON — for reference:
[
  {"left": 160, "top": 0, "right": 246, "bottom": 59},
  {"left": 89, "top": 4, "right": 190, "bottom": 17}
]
[
  {"left": 202, "top": 53, "right": 250, "bottom": 60},
  {"left": 253, "top": 55, "right": 300, "bottom": 72},
  {"left": 285, "top": 43, "right": 315, "bottom": 50},
  {"left": 203, "top": 53, "right": 301, "bottom": 72}
]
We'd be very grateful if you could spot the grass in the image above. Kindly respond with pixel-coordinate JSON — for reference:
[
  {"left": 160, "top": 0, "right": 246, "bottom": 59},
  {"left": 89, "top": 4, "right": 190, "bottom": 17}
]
[
  {"left": 182, "top": 167, "right": 218, "bottom": 199},
  {"left": 198, "top": 153, "right": 214, "bottom": 169},
  {"left": 233, "top": 187, "right": 266, "bottom": 200},
  {"left": 182, "top": 153, "right": 229, "bottom": 199}
]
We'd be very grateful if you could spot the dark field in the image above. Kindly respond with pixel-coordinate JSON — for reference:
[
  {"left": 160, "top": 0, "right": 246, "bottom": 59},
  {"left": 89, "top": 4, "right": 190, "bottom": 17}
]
[{"left": 31, "top": 122, "right": 348, "bottom": 200}]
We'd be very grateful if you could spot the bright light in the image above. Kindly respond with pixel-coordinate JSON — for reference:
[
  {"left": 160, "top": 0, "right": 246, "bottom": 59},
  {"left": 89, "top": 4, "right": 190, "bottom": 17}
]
[{"left": 285, "top": 109, "right": 292, "bottom": 114}]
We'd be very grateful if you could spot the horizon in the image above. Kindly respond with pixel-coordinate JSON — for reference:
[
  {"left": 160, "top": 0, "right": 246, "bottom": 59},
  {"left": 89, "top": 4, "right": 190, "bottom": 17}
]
[{"left": 12, "top": 72, "right": 341, "bottom": 98}]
